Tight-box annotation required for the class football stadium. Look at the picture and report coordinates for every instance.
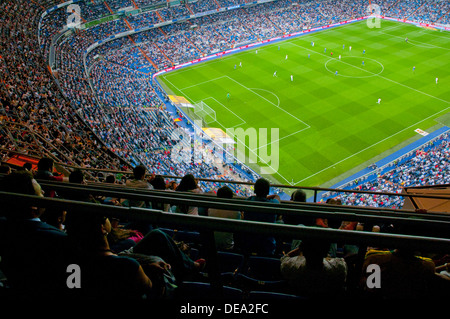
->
[1,0,450,305]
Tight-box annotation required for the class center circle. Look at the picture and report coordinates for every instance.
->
[325,56,384,78]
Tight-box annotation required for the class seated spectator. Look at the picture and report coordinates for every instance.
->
[64,212,155,300]
[126,228,206,282]
[125,164,154,208]
[283,189,313,226]
[100,174,123,206]
[237,178,280,256]
[360,247,439,299]
[0,171,74,299]
[207,186,242,251]
[34,157,68,198]
[61,169,98,203]
[150,174,170,211]
[175,174,202,215]
[280,238,348,298]
[34,157,68,182]
[0,164,11,175]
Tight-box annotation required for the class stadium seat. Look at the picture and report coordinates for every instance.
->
[217,251,245,274]
[172,230,202,247]
[197,251,245,285]
[245,256,283,281]
[235,273,289,293]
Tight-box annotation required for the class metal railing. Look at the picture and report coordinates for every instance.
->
[1,190,450,252]
[1,180,450,296]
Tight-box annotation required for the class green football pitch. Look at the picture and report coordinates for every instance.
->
[157,19,450,187]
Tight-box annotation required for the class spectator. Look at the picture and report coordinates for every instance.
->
[61,169,98,203]
[35,158,62,182]
[34,157,68,198]
[126,228,206,282]
[0,170,73,299]
[125,164,154,208]
[150,174,170,211]
[101,174,124,206]
[283,189,312,226]
[238,178,280,256]
[207,186,242,251]
[175,173,202,215]
[64,212,155,300]
[280,238,348,298]
[0,164,11,175]
[360,248,438,299]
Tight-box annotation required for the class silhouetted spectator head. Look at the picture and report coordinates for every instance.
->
[37,157,54,172]
[254,178,270,198]
[217,185,234,199]
[105,174,116,184]
[0,164,11,175]
[133,165,147,180]
[302,239,332,269]
[150,175,166,190]
[69,169,85,184]
[291,189,306,202]
[1,170,45,219]
[176,174,197,192]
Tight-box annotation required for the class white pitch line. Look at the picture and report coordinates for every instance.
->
[285,39,449,184]
[179,75,228,90]
[165,75,292,184]
[225,75,311,127]
[202,96,247,127]
[293,104,450,185]
[287,41,449,104]
[379,30,450,51]
[253,126,311,151]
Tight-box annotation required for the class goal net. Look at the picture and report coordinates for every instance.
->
[194,101,216,125]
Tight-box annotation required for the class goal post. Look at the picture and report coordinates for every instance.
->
[194,100,216,125]
[169,95,216,127]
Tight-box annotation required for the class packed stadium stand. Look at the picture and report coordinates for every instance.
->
[1,0,450,304]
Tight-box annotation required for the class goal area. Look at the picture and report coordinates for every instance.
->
[193,100,216,125]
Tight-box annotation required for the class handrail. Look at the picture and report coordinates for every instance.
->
[24,180,450,235]
[36,179,450,219]
[3,148,450,205]
[1,191,450,254]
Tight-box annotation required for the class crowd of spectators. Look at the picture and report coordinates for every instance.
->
[3,0,449,199]
[2,0,450,302]
[0,0,128,173]
[323,132,450,209]
[4,0,448,196]
[1,167,448,300]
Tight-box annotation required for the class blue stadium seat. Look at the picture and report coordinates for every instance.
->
[197,251,245,285]
[217,251,245,274]
[245,256,283,281]
[172,230,202,246]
